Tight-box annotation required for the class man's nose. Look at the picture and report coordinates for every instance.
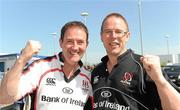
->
[72,42,78,50]
[111,31,118,38]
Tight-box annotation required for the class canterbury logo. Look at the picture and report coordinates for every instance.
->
[46,78,56,86]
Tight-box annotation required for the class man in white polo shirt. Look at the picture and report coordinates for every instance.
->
[0,21,93,110]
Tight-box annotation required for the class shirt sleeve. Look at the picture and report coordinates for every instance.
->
[18,60,43,97]
[84,96,94,110]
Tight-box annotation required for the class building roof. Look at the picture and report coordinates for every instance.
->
[0,53,45,59]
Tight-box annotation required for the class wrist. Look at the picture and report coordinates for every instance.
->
[154,77,168,88]
[17,56,29,65]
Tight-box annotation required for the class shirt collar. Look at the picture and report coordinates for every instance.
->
[101,49,133,64]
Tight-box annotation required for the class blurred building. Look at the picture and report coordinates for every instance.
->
[0,53,45,80]
[158,53,180,65]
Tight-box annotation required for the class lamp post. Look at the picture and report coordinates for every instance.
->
[138,0,144,55]
[81,12,88,25]
[50,32,57,54]
[81,12,88,66]
[164,35,170,62]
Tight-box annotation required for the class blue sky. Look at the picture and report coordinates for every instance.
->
[0,0,180,64]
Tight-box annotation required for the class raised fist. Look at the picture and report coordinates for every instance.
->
[20,40,42,61]
[140,55,163,82]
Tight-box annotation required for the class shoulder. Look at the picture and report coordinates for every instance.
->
[92,62,104,72]
[91,62,106,79]
[33,55,56,64]
[40,55,57,62]
[128,52,143,67]
[131,53,142,61]
[24,55,57,69]
[80,66,91,75]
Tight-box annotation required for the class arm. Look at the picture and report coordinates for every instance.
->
[0,40,41,104]
[141,55,180,110]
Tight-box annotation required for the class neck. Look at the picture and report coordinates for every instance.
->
[107,56,117,73]
[63,62,78,79]
[107,48,127,73]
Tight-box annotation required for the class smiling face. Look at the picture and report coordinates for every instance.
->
[101,15,130,57]
[60,26,88,66]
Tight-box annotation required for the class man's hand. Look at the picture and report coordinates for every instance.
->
[0,40,41,103]
[140,55,164,83]
[20,40,42,62]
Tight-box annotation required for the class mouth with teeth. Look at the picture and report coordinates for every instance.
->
[109,42,119,47]
[67,51,81,63]
[69,50,79,56]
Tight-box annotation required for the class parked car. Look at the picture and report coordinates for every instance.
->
[163,65,180,86]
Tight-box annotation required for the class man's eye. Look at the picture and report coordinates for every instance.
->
[115,31,123,34]
[78,41,85,45]
[104,30,111,34]
[67,40,73,43]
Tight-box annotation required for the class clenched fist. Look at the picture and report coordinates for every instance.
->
[20,40,42,62]
[140,55,163,83]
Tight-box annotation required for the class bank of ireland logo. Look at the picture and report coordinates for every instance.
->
[101,91,112,98]
[62,87,73,94]
[120,72,133,85]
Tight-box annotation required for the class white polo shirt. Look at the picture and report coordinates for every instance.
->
[19,53,93,110]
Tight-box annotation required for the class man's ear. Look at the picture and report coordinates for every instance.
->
[87,41,89,47]
[59,39,62,48]
[125,32,131,41]
[100,32,103,42]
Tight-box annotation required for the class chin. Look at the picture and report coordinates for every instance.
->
[70,57,80,62]
[108,48,118,53]
[108,50,121,56]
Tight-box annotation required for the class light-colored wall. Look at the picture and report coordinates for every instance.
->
[158,53,180,65]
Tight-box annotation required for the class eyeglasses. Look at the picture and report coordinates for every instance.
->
[102,29,128,37]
